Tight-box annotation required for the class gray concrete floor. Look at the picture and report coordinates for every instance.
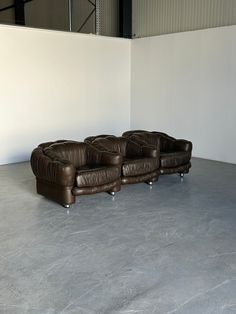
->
[0,158,236,314]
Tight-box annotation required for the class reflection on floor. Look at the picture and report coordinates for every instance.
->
[0,158,236,314]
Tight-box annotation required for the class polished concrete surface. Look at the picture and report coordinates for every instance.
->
[0,158,236,314]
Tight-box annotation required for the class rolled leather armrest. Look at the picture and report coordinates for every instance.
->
[174,140,193,152]
[101,151,123,166]
[30,148,76,186]
[142,145,159,158]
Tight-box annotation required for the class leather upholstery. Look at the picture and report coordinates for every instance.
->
[44,142,87,168]
[31,131,193,206]
[159,163,191,175]
[31,140,122,206]
[122,158,157,177]
[160,152,191,168]
[72,180,121,196]
[85,135,159,184]
[76,165,120,187]
[31,146,76,187]
[123,130,192,175]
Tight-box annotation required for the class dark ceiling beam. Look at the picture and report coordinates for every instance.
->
[14,0,25,25]
[0,1,33,13]
[119,0,132,38]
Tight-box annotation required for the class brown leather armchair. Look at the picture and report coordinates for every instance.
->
[85,135,159,185]
[122,130,192,176]
[30,140,122,207]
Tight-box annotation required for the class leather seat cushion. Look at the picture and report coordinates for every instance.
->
[160,151,191,168]
[122,158,158,177]
[76,166,120,188]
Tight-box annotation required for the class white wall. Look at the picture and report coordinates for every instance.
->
[0,25,131,165]
[131,25,236,164]
[2,24,236,165]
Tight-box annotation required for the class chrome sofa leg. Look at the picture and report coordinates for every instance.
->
[109,191,116,196]
[63,204,70,208]
[179,173,184,178]
[147,181,153,185]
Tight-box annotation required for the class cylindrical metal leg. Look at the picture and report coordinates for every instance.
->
[63,204,70,208]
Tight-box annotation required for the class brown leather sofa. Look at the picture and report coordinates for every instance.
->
[122,130,192,176]
[30,140,122,207]
[85,135,159,185]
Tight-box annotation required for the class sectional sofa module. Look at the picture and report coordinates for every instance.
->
[85,135,159,185]
[30,140,122,207]
[123,130,193,176]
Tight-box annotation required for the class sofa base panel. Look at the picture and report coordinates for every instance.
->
[160,162,191,175]
[121,171,159,185]
[72,179,121,196]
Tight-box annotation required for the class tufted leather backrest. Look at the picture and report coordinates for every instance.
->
[122,130,147,138]
[123,130,176,152]
[43,141,87,168]
[156,134,175,152]
[86,136,128,157]
[131,133,160,147]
